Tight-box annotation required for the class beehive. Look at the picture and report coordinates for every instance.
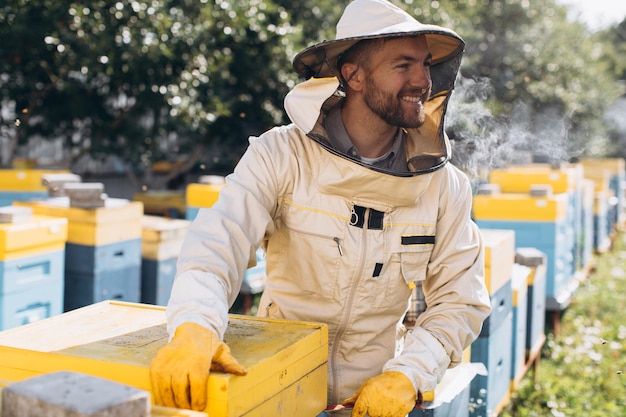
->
[0,170,70,192]
[488,164,579,194]
[140,216,190,305]
[480,229,515,295]
[13,197,143,246]
[185,182,225,221]
[0,215,68,330]
[510,264,530,392]
[0,300,328,417]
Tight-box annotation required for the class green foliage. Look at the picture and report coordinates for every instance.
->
[1,0,625,183]
[501,232,626,417]
[0,0,341,177]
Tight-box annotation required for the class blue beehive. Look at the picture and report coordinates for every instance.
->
[514,247,547,359]
[140,215,190,306]
[470,312,513,417]
[473,188,576,311]
[510,264,530,392]
[0,208,68,330]
[64,240,142,311]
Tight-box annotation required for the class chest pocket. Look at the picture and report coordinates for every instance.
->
[272,202,345,301]
[375,226,436,310]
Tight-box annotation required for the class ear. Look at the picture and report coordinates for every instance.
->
[340,62,365,92]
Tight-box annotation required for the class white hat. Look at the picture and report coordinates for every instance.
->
[293,0,464,79]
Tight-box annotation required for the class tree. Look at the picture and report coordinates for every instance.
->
[0,0,341,188]
[399,0,622,174]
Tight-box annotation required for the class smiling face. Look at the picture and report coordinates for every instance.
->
[342,36,433,128]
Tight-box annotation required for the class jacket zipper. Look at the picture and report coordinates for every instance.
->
[283,225,343,255]
[329,206,369,404]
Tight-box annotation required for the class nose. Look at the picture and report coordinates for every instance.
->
[409,65,431,90]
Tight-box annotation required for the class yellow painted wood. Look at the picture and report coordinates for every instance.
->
[582,166,612,192]
[579,157,625,176]
[0,300,328,417]
[14,198,144,224]
[0,216,67,258]
[480,229,515,295]
[133,191,187,216]
[67,217,142,245]
[511,264,530,307]
[594,191,609,215]
[185,183,224,208]
[473,192,568,221]
[14,199,144,245]
[0,169,70,191]
[0,243,65,262]
[141,216,190,242]
[142,240,184,260]
[488,163,583,193]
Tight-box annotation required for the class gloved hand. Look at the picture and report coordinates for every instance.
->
[150,322,247,411]
[342,371,417,417]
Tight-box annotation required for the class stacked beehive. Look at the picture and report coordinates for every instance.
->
[14,184,144,311]
[0,300,328,417]
[0,206,67,330]
[469,229,516,417]
[580,158,625,249]
[140,215,190,306]
[473,164,581,312]
[514,247,548,368]
[0,169,69,206]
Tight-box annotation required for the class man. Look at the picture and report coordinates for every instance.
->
[150,0,491,416]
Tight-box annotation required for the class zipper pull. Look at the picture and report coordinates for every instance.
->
[333,237,344,256]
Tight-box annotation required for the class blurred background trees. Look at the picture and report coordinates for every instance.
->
[1,0,624,188]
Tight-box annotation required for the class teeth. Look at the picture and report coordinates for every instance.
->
[402,96,421,102]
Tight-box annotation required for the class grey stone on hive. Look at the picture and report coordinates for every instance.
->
[515,247,546,267]
[42,173,82,197]
[63,183,107,208]
[1,371,150,417]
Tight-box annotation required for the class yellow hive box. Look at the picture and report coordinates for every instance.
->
[0,169,70,192]
[480,229,516,295]
[0,300,328,417]
[581,165,612,192]
[473,192,568,221]
[0,215,67,261]
[14,198,143,246]
[134,191,187,217]
[186,183,224,209]
[579,158,625,176]
[489,163,582,194]
[141,215,190,260]
[594,190,609,216]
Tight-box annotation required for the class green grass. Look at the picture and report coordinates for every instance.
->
[500,231,626,417]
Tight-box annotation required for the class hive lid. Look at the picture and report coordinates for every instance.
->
[0,206,33,224]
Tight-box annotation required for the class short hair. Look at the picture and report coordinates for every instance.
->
[336,35,423,84]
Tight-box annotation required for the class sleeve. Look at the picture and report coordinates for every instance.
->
[383,165,492,393]
[165,133,283,340]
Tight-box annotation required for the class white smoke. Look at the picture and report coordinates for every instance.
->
[446,76,585,180]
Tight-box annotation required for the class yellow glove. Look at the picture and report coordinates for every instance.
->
[150,322,247,411]
[342,371,417,417]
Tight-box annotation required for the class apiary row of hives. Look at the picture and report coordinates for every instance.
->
[465,157,625,417]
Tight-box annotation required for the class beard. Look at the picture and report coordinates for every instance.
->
[363,78,428,128]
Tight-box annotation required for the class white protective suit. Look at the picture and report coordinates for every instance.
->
[167,0,491,408]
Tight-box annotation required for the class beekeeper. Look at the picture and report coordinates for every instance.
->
[150,0,491,416]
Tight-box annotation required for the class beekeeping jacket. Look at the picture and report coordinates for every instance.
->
[167,0,491,407]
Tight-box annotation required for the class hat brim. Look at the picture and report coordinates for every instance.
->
[293,29,464,79]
